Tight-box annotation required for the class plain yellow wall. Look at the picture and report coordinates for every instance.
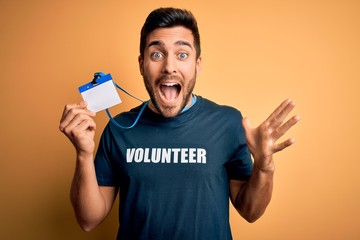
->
[1,0,359,239]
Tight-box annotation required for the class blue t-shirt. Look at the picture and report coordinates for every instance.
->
[95,96,253,240]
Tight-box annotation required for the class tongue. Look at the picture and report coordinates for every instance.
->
[161,85,178,100]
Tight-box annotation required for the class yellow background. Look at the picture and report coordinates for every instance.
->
[1,0,359,239]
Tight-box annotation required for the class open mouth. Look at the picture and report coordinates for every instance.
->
[160,83,181,102]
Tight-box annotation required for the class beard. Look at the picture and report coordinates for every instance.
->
[143,73,196,118]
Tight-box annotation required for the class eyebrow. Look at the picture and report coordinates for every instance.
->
[147,40,193,49]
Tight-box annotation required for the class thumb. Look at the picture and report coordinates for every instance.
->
[242,117,253,131]
[242,117,254,148]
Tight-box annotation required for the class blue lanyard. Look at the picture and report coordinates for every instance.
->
[106,102,148,129]
[94,72,148,129]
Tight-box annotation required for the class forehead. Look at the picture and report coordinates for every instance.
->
[146,26,195,48]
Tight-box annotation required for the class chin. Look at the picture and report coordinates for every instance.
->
[150,97,186,118]
[158,105,182,118]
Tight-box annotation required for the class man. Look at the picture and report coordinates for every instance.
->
[59,7,300,239]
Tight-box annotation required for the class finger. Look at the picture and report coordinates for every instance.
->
[59,102,95,132]
[63,113,95,135]
[273,114,301,140]
[273,138,296,153]
[60,101,87,122]
[74,118,96,134]
[267,99,296,128]
[67,118,96,150]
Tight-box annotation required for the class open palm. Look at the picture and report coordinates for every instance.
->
[242,99,300,171]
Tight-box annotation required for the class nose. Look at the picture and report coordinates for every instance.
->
[162,56,177,74]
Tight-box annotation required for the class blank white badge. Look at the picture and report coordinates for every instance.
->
[78,74,122,112]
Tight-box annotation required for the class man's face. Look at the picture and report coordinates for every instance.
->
[139,26,201,118]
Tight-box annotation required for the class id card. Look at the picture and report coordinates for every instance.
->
[78,74,122,112]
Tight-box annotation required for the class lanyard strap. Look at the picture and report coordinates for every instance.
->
[94,72,148,129]
[105,101,148,129]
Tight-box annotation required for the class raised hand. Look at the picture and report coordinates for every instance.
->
[59,101,97,156]
[242,99,300,171]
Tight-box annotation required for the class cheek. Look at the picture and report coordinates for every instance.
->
[180,65,197,81]
[143,62,161,79]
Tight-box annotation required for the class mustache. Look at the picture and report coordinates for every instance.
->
[156,75,182,83]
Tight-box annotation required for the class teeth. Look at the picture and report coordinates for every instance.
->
[162,83,178,87]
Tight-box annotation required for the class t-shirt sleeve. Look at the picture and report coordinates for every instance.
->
[225,143,253,181]
[94,124,120,186]
[225,110,253,181]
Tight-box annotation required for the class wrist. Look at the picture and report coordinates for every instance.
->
[76,150,94,163]
[253,156,275,173]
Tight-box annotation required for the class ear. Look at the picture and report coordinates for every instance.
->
[195,56,202,76]
[138,55,144,76]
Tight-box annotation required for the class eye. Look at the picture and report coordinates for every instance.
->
[178,52,188,59]
[151,52,163,59]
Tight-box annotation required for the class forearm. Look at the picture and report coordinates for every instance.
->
[234,160,274,223]
[70,153,107,231]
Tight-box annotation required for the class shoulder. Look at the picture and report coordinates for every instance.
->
[198,96,244,119]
